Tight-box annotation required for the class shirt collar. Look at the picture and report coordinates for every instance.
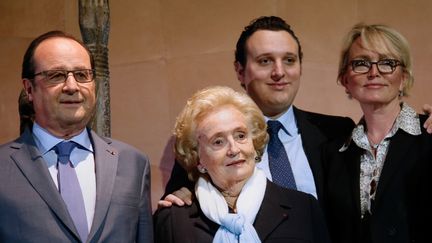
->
[32,122,93,154]
[339,102,421,152]
[265,106,298,136]
[394,102,422,136]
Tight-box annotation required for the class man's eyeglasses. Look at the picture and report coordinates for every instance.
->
[33,69,95,84]
[350,59,402,74]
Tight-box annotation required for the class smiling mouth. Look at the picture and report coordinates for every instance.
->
[269,82,288,85]
[226,160,245,166]
[60,100,82,105]
[268,82,289,89]
[364,84,386,88]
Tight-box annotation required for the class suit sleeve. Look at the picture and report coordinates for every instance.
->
[136,155,154,243]
[162,160,194,198]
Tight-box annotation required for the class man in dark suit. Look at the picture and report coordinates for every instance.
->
[161,16,355,207]
[0,31,153,242]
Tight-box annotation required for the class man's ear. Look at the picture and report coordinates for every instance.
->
[234,61,246,88]
[22,79,34,102]
[340,74,348,87]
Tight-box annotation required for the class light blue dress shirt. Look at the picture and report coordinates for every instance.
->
[32,122,96,230]
[257,106,318,199]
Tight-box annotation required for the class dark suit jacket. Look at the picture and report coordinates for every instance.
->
[164,107,355,206]
[0,128,153,243]
[322,115,432,243]
[154,180,331,243]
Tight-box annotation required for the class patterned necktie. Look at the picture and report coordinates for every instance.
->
[55,141,88,242]
[267,120,297,189]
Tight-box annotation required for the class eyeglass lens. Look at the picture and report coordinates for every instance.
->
[44,70,93,83]
[352,60,398,74]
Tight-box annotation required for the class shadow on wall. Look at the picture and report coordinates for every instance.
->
[19,89,34,134]
[158,136,176,190]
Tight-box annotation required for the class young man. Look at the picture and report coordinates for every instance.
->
[162,16,353,206]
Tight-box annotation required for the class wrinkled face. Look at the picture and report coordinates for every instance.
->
[23,37,96,138]
[196,106,256,190]
[235,30,302,118]
[341,38,406,106]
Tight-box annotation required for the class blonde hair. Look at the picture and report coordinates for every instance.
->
[337,23,413,96]
[174,86,268,181]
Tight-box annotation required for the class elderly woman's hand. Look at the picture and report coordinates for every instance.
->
[157,187,193,209]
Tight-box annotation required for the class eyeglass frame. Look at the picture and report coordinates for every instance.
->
[349,59,403,74]
[31,69,95,84]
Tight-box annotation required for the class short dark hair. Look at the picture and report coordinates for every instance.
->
[235,16,303,66]
[21,30,95,80]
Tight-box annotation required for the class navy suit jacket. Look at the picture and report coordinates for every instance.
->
[0,128,153,242]
[154,180,331,243]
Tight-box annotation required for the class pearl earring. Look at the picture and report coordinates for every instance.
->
[198,166,207,174]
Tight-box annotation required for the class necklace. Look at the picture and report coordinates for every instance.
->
[367,135,380,150]
[222,193,238,212]
[226,200,237,213]
[370,142,379,149]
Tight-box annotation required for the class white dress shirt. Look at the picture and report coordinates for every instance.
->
[32,122,96,230]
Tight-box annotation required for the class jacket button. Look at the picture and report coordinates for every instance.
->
[387,227,397,236]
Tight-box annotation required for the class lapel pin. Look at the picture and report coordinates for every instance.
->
[106,149,116,155]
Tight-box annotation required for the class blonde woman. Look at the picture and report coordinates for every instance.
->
[323,24,432,243]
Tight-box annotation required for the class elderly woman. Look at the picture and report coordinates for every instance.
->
[323,24,432,243]
[154,86,330,242]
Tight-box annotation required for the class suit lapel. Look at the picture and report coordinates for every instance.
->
[293,107,326,200]
[374,131,416,205]
[344,145,363,214]
[254,182,290,241]
[10,129,80,239]
[87,131,119,240]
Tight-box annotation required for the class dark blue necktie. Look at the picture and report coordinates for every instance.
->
[267,120,297,189]
[55,141,88,242]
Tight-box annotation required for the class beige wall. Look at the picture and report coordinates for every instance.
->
[1,0,432,210]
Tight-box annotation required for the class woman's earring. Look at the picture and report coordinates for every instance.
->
[197,165,207,174]
[345,88,352,99]
[399,90,404,97]
[254,151,261,162]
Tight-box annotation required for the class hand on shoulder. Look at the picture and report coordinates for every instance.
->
[157,187,193,209]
